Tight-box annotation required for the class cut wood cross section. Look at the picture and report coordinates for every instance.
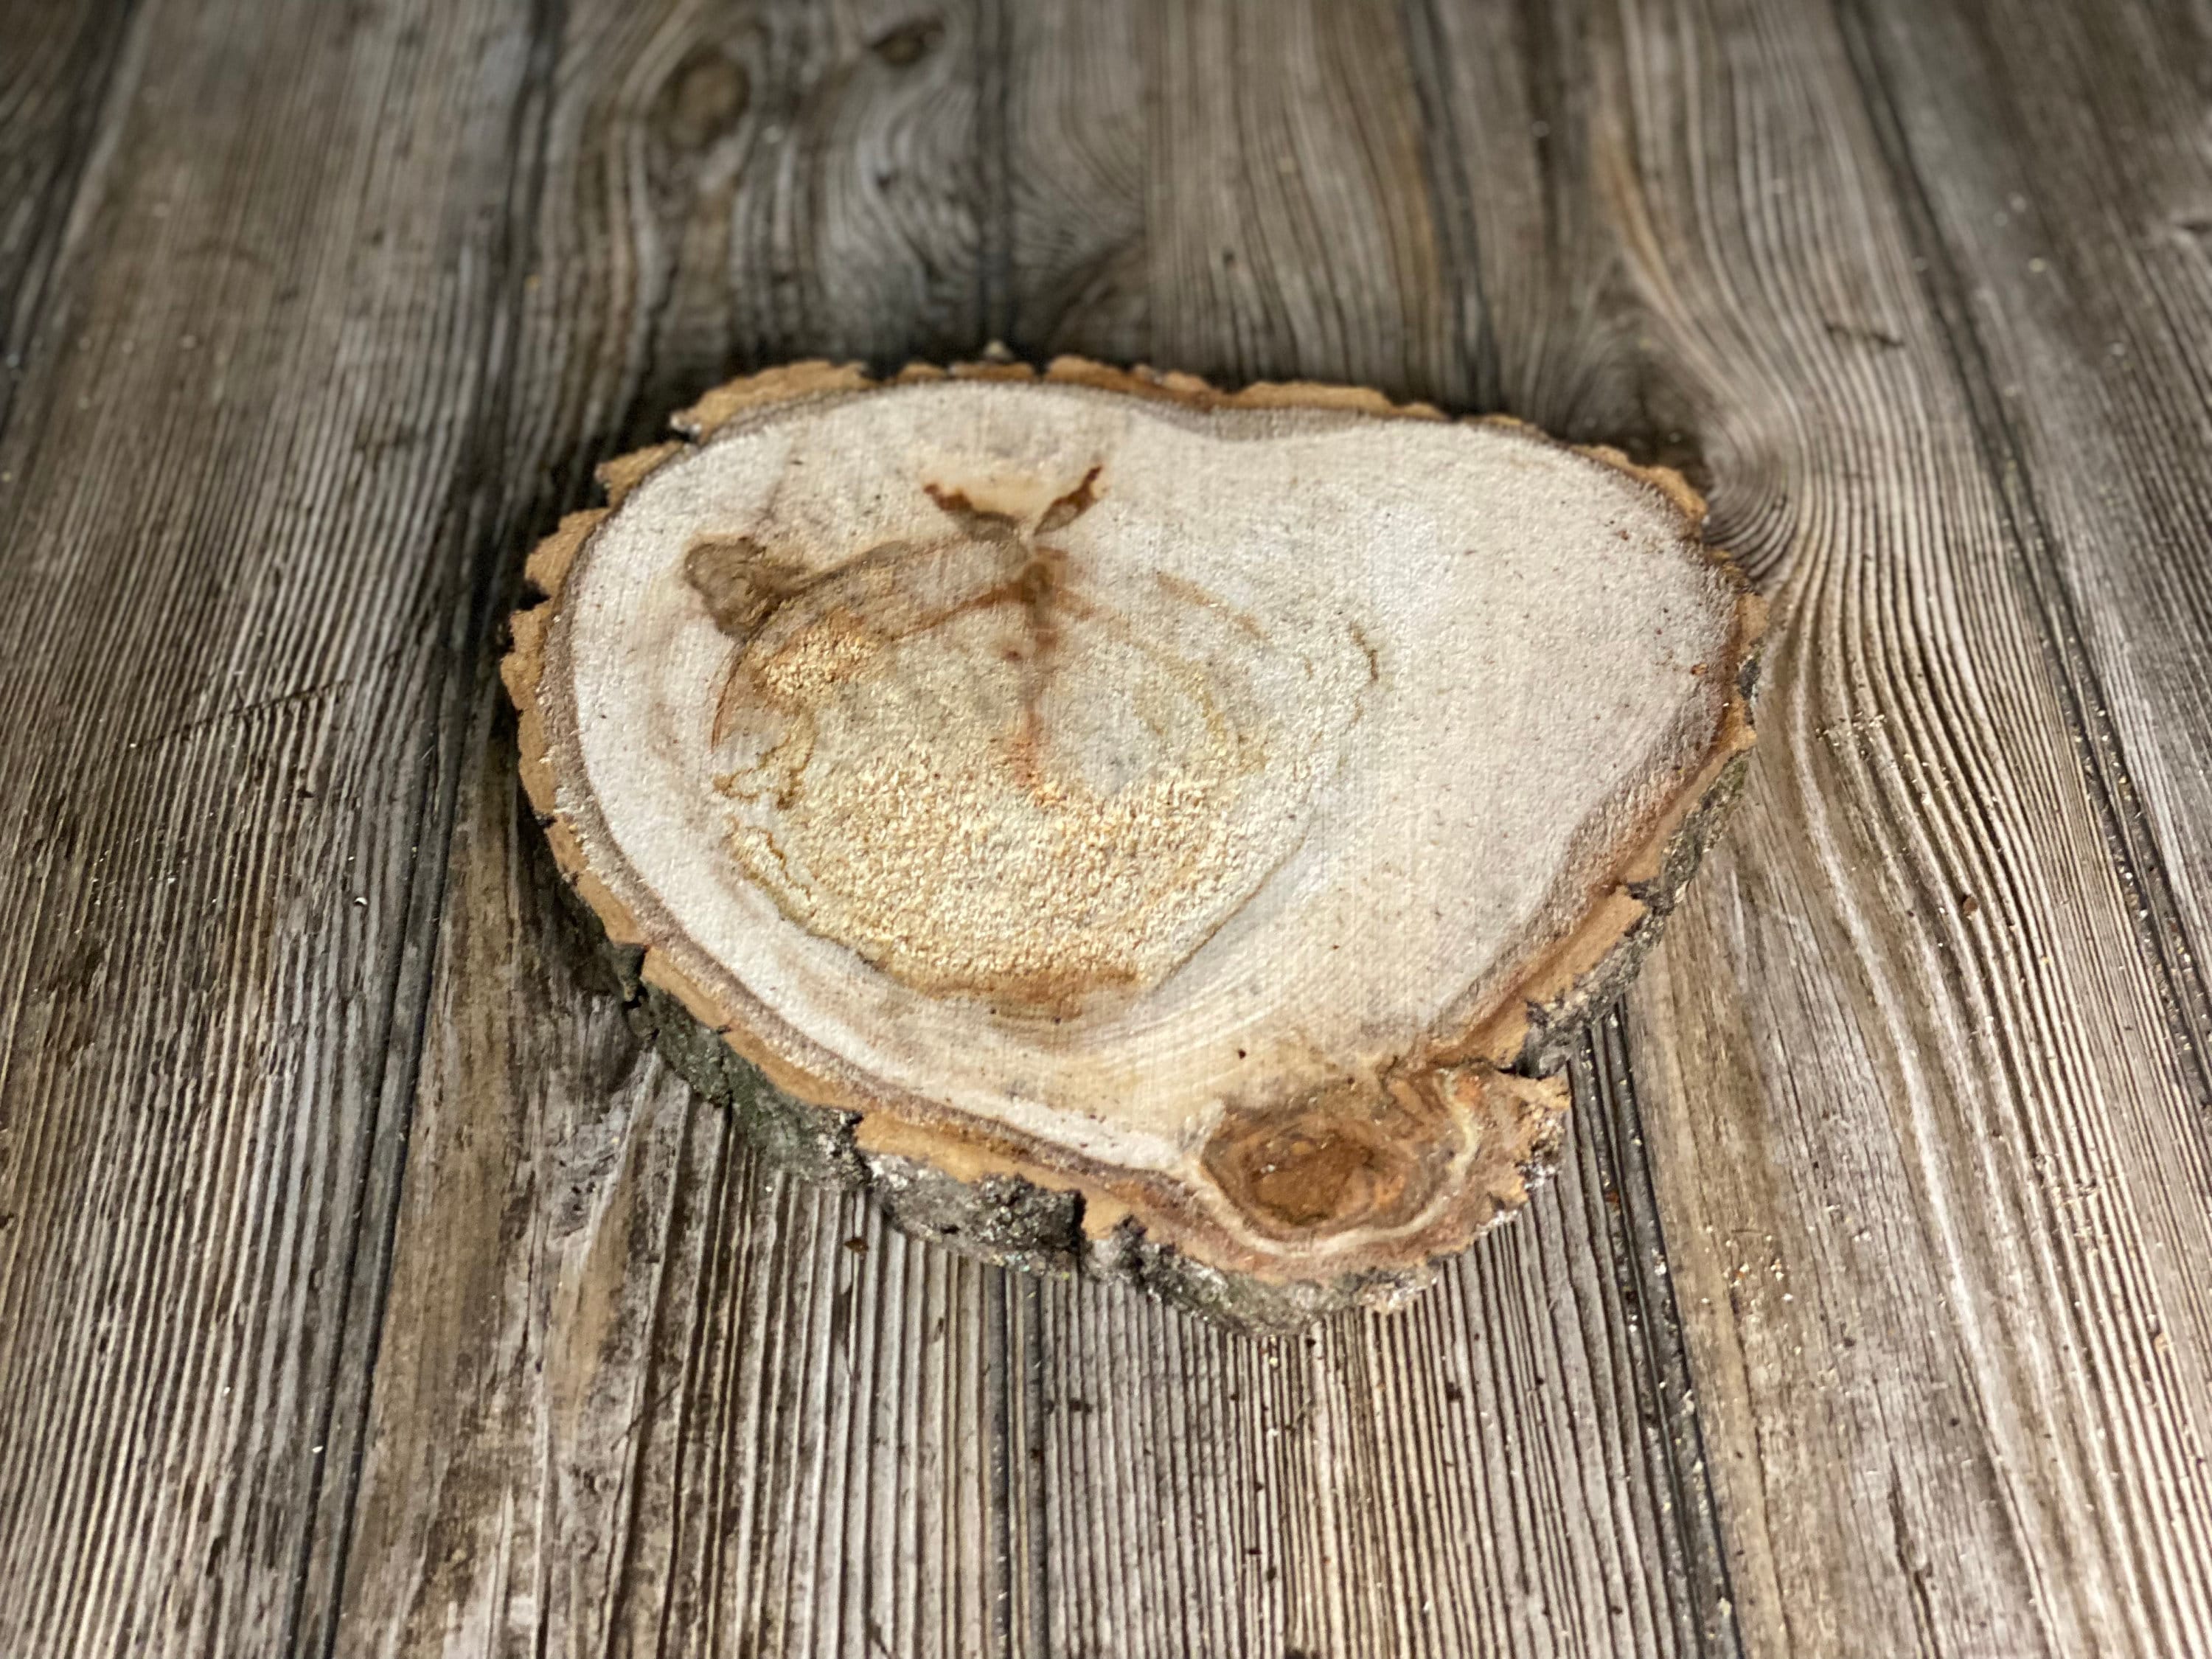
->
[504,358,1761,1328]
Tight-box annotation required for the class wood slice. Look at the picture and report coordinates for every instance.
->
[504,358,1761,1331]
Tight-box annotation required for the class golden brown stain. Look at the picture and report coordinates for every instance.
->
[1196,1058,1570,1244]
[1203,1068,1467,1240]
[1245,1127,1393,1230]
[695,464,1315,1020]
[1152,571,1267,642]
[998,548,1066,794]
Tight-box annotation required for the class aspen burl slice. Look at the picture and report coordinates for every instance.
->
[505,358,1761,1332]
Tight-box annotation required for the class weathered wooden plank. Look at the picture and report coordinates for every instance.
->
[13,0,2211,1654]
[477,0,994,473]
[1106,0,1467,406]
[0,0,140,431]
[1391,0,2212,1651]
[350,799,1736,1658]
[1001,4,1740,1654]
[335,758,1008,1659]
[333,3,1015,1654]
[1839,0,2212,1080]
[0,0,546,1653]
[1009,0,1469,401]
[335,1,1745,1655]
[1010,1018,1735,1659]
[999,0,1143,361]
[1842,0,2212,1433]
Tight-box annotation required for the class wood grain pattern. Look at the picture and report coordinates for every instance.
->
[2,0,2208,1653]
[337,751,1009,1658]
[1012,1017,1736,1659]
[1518,1,2212,1652]
[0,0,543,1652]
[336,1,1738,1652]
[336,5,1009,1655]
[0,0,139,431]
[1843,0,2212,1070]
[999,8,1739,1651]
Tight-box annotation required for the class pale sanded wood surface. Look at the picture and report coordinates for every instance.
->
[510,363,1750,1301]
[0,1,2207,1656]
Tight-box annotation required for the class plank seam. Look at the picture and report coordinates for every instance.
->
[1590,1015,1747,1659]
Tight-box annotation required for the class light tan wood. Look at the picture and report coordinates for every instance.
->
[507,360,1756,1295]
